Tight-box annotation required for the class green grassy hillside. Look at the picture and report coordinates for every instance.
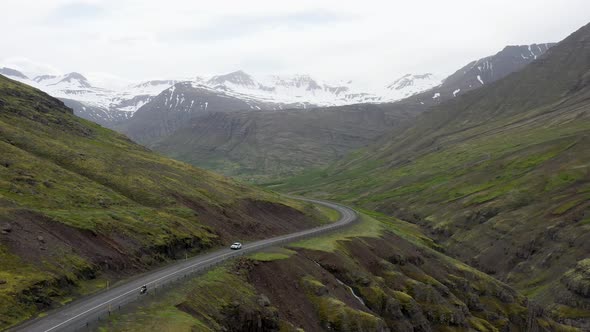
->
[98,211,575,331]
[0,75,325,329]
[270,23,590,327]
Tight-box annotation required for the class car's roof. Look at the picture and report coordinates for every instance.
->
[232,242,241,244]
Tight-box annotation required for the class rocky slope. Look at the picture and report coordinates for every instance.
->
[115,81,306,145]
[381,73,442,101]
[116,70,443,145]
[0,74,326,330]
[144,43,552,182]
[401,43,555,107]
[98,212,573,331]
[271,23,590,328]
[151,102,424,182]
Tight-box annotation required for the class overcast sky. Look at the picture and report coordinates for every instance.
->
[1,0,589,89]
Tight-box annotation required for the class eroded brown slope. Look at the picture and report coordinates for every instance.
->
[101,213,573,331]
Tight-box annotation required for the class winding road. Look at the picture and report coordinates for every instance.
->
[10,197,358,332]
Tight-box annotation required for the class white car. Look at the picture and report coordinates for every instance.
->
[230,242,242,250]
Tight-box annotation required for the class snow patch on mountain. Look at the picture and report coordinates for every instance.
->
[477,75,484,85]
[1,70,180,123]
[184,70,437,107]
[415,43,555,104]
[1,66,440,125]
[0,67,29,79]
[200,71,385,106]
[382,73,442,101]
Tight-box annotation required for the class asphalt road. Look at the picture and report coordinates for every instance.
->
[11,197,358,332]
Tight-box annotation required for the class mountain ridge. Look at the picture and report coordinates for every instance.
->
[1,42,553,133]
[145,43,553,182]
[270,22,590,328]
[396,43,556,107]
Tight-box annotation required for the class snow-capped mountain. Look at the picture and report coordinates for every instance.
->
[118,71,426,144]
[0,67,28,79]
[1,43,553,130]
[1,67,432,128]
[108,80,182,113]
[116,81,300,144]
[0,67,179,126]
[204,70,382,105]
[382,73,442,101]
[6,70,112,108]
[407,43,556,105]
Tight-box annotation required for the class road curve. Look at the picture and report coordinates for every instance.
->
[10,197,358,332]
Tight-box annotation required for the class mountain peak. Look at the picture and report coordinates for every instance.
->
[62,72,89,81]
[207,70,256,87]
[57,72,92,88]
[270,74,322,90]
[495,43,556,61]
[0,67,29,79]
[387,73,436,90]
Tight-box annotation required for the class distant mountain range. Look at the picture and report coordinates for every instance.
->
[0,67,445,126]
[1,43,553,133]
[132,43,555,180]
[0,41,554,157]
[0,68,178,125]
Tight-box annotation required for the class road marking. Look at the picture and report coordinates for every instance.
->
[43,250,239,332]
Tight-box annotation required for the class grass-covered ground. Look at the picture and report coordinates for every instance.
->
[248,248,297,262]
[97,207,577,331]
[269,92,590,324]
[264,23,590,327]
[0,75,326,329]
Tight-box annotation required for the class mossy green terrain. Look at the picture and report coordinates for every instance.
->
[93,23,590,330]
[268,23,590,327]
[315,204,341,223]
[0,75,325,329]
[249,248,296,262]
[97,211,575,331]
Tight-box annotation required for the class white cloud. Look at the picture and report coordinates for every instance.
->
[1,0,589,88]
